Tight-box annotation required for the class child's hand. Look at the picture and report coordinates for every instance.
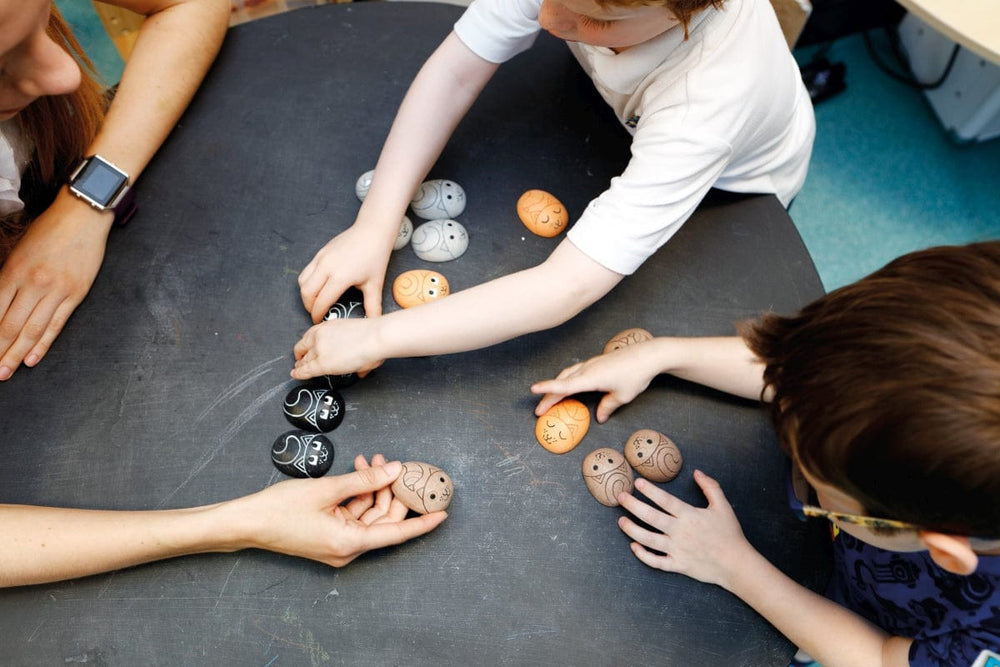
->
[298,224,393,324]
[291,317,384,380]
[530,343,660,423]
[617,471,754,590]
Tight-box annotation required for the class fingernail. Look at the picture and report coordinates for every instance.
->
[0,366,11,381]
[24,354,38,367]
[383,460,401,475]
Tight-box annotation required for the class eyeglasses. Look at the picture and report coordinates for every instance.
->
[785,459,1000,546]
[785,459,920,532]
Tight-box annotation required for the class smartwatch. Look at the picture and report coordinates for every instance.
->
[68,155,137,226]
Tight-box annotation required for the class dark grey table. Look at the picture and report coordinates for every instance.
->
[0,3,828,664]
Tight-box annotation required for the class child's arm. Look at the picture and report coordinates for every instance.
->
[0,456,446,587]
[620,472,913,666]
[531,335,769,422]
[298,32,500,323]
[292,238,624,379]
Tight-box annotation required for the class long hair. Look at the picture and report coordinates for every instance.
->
[0,5,107,260]
[742,242,1000,537]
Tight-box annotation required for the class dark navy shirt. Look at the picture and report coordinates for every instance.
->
[825,526,1000,666]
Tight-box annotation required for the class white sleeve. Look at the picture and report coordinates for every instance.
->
[567,109,732,276]
[453,0,542,64]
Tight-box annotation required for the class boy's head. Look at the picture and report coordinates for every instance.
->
[743,242,1000,540]
[537,0,724,49]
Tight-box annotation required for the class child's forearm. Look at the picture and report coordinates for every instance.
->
[370,240,623,359]
[358,32,498,239]
[0,503,238,588]
[643,336,770,401]
[725,547,912,666]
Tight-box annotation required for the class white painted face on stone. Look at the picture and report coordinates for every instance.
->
[410,179,466,219]
[271,431,335,478]
[393,215,414,250]
[355,169,375,201]
[283,386,345,432]
[411,219,469,262]
[317,393,340,422]
[324,289,366,321]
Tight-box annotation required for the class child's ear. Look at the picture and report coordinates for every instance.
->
[920,532,979,575]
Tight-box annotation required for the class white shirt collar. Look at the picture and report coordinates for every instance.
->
[571,9,714,95]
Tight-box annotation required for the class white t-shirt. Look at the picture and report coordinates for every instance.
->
[0,119,30,217]
[454,0,815,275]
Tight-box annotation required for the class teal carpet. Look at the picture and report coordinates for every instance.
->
[55,0,124,85]
[58,4,999,291]
[793,35,1000,289]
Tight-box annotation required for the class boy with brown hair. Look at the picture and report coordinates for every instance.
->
[291,0,814,381]
[531,242,1000,665]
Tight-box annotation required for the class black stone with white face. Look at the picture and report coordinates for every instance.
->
[323,287,366,321]
[322,287,366,388]
[282,385,345,432]
[271,430,335,478]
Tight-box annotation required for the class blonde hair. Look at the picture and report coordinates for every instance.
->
[1,5,107,260]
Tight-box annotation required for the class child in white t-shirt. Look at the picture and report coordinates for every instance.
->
[292,0,815,381]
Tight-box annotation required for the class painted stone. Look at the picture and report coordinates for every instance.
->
[392,269,450,308]
[271,430,334,478]
[535,398,590,454]
[390,461,454,514]
[516,189,568,238]
[624,429,683,482]
[355,169,375,201]
[602,327,653,355]
[324,287,366,322]
[582,447,634,507]
[411,179,466,219]
[323,287,366,388]
[282,385,345,433]
[411,219,468,262]
[394,215,414,250]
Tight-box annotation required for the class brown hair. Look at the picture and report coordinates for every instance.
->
[1,6,107,260]
[742,242,1000,537]
[594,0,726,37]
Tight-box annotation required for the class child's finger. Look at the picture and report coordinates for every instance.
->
[594,393,625,423]
[692,470,732,511]
[292,328,315,361]
[532,390,568,416]
[630,477,693,518]
[360,282,383,318]
[618,515,671,554]
[629,541,675,572]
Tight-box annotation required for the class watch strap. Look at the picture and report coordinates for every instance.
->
[113,186,137,226]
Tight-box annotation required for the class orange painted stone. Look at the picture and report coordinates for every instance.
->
[392,269,450,308]
[624,429,683,482]
[581,447,634,507]
[516,189,568,238]
[602,327,653,355]
[390,461,454,514]
[535,398,590,454]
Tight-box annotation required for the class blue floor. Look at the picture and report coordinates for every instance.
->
[793,35,1000,289]
[58,3,999,291]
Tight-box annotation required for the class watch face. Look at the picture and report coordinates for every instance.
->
[72,158,128,206]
